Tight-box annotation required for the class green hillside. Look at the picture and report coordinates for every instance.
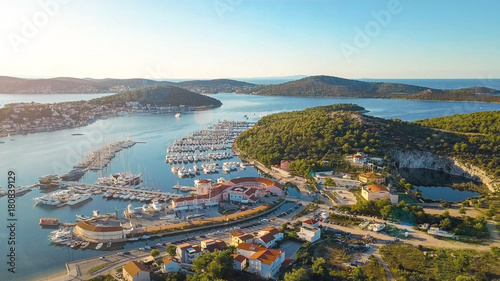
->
[91,85,222,107]
[235,104,500,186]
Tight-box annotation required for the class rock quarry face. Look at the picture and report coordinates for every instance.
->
[390,149,498,192]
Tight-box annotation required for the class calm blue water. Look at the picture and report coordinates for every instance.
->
[1,93,500,280]
[417,186,481,202]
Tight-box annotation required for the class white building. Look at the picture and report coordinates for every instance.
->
[233,254,248,270]
[361,184,399,204]
[176,243,201,264]
[236,243,285,279]
[73,221,125,242]
[298,225,321,242]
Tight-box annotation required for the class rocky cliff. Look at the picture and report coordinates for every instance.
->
[390,149,498,192]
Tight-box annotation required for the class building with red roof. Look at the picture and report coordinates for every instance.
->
[123,261,150,281]
[361,184,398,204]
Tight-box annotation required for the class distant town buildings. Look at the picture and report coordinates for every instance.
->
[171,177,283,210]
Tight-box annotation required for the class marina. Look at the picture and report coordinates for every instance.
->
[73,139,137,172]
[1,93,499,281]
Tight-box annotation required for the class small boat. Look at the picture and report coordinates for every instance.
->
[106,242,112,248]
[128,237,139,241]
[175,112,181,118]
[95,243,103,250]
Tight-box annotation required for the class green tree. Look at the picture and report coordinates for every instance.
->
[458,206,467,215]
[166,245,177,257]
[324,177,336,187]
[380,205,392,219]
[150,249,160,258]
[440,218,452,231]
[348,266,366,281]
[454,252,470,273]
[312,257,327,277]
[284,268,309,281]
[486,205,497,218]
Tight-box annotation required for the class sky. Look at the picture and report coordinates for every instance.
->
[0,0,499,80]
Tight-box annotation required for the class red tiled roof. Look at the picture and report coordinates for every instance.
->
[258,232,275,244]
[233,254,247,263]
[228,177,282,189]
[264,228,280,236]
[249,249,283,265]
[244,187,257,196]
[236,243,266,252]
[281,258,294,268]
[123,261,148,277]
[198,179,211,184]
[237,233,254,241]
[230,230,243,237]
[303,218,318,225]
[360,173,384,179]
[366,184,388,193]
[163,256,177,265]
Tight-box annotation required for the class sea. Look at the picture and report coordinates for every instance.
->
[1,81,500,280]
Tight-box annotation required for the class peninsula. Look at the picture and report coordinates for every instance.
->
[0,85,222,137]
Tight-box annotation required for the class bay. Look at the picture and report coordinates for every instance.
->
[1,93,500,280]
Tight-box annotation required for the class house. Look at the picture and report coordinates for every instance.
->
[236,243,285,279]
[123,261,150,281]
[298,225,321,242]
[358,172,385,184]
[302,218,319,228]
[258,227,284,242]
[233,254,248,270]
[248,248,285,279]
[230,231,254,247]
[201,239,227,253]
[361,184,399,204]
[236,243,267,258]
[176,243,201,264]
[280,160,292,171]
[254,232,277,247]
[349,152,366,164]
[163,257,180,273]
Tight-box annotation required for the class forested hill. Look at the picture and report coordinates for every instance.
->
[247,75,500,102]
[415,110,500,135]
[0,76,255,94]
[91,85,222,107]
[235,104,500,185]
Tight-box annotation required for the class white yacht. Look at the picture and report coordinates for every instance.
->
[34,195,62,206]
[67,193,92,206]
[175,112,181,118]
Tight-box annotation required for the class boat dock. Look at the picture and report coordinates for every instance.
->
[74,139,137,172]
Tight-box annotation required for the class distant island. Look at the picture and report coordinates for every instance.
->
[235,104,500,192]
[246,75,500,103]
[0,85,222,137]
[0,76,255,95]
[2,75,500,103]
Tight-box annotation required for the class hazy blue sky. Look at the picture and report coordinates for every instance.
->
[1,0,499,79]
